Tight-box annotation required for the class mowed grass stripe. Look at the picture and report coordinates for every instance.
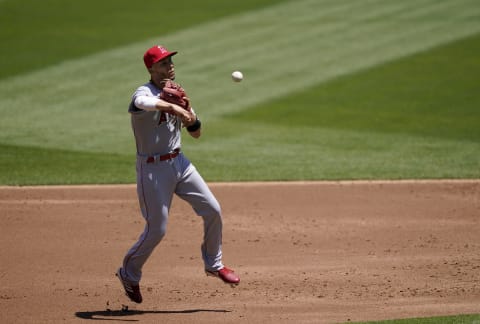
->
[172,0,372,58]
[180,0,425,70]
[0,0,479,153]
[185,119,480,181]
[187,0,438,102]
[184,0,479,116]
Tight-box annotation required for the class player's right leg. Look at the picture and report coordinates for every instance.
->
[118,160,175,301]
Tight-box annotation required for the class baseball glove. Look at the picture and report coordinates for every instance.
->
[160,80,190,111]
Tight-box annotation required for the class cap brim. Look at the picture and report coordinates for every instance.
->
[153,51,177,65]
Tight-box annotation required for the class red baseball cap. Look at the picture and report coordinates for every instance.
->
[143,45,177,68]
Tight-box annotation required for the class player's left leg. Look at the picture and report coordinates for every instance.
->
[176,165,223,271]
[174,154,239,284]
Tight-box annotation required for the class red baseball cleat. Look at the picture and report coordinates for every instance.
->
[116,268,143,304]
[206,266,240,285]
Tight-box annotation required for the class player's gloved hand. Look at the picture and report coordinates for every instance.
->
[160,80,191,111]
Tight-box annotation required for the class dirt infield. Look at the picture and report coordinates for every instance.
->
[0,181,479,324]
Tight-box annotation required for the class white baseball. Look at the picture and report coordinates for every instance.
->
[231,71,243,82]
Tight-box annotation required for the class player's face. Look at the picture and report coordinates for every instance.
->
[150,56,175,82]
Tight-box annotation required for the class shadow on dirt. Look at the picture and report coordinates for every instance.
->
[75,308,231,321]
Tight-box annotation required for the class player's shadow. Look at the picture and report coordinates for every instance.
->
[75,308,231,321]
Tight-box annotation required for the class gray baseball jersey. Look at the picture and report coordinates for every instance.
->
[120,81,224,284]
[128,81,181,156]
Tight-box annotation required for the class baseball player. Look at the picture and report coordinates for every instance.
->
[116,45,240,304]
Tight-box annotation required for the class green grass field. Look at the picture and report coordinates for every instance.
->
[1,0,479,185]
[345,314,480,324]
[1,0,479,322]
[350,315,480,324]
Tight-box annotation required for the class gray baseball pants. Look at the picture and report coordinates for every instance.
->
[121,153,223,283]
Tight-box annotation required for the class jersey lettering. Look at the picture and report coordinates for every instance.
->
[158,111,167,125]
[157,111,179,131]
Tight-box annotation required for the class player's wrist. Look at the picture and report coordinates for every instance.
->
[187,118,201,132]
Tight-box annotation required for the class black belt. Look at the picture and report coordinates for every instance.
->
[146,149,180,163]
